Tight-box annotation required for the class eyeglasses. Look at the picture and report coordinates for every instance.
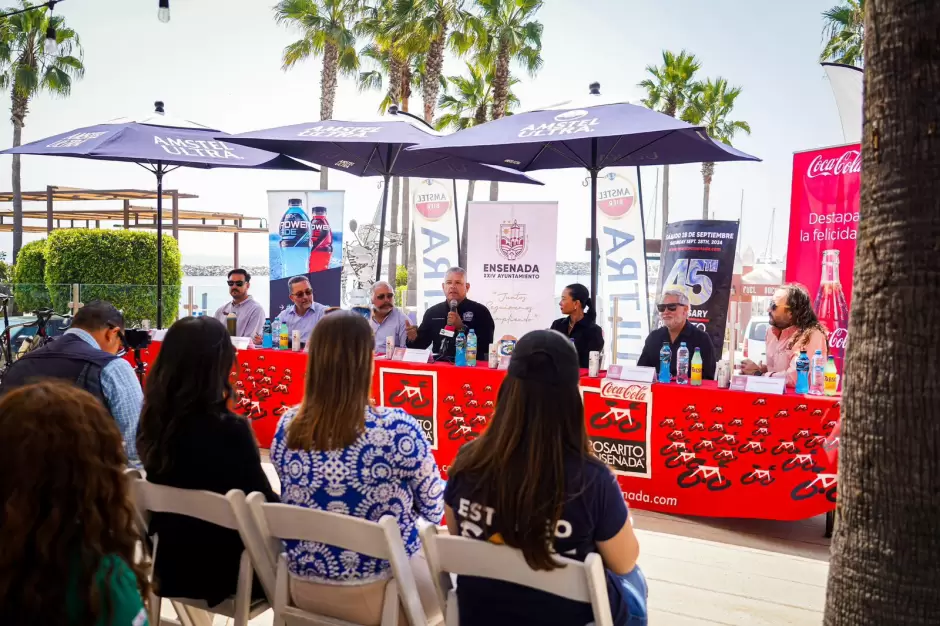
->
[374,293,393,301]
[657,303,684,313]
[227,280,245,287]
[292,289,313,298]
[770,303,786,312]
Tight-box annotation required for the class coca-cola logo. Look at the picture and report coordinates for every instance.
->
[829,327,849,351]
[600,381,650,403]
[807,150,861,179]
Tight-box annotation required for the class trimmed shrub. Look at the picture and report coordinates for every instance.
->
[11,239,52,312]
[44,229,183,325]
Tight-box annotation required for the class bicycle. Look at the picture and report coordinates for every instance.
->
[791,473,838,502]
[677,463,732,491]
[589,400,644,434]
[741,464,776,486]
[0,307,73,381]
[388,379,431,409]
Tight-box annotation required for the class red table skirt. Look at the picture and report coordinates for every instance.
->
[131,344,840,521]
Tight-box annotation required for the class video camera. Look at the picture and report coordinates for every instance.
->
[123,328,152,351]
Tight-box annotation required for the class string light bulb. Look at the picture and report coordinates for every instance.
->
[43,0,58,56]
[158,0,170,23]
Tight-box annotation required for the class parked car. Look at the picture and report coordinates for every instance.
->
[743,316,769,363]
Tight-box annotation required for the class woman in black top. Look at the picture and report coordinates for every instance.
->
[550,283,604,368]
[137,316,278,607]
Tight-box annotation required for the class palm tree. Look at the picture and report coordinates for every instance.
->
[0,1,83,262]
[470,0,543,200]
[820,0,864,67]
[274,0,362,190]
[436,61,519,266]
[638,49,700,251]
[682,78,751,219]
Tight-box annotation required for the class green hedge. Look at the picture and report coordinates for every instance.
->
[43,229,183,325]
[11,239,52,312]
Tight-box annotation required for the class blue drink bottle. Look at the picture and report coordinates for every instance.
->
[279,198,311,276]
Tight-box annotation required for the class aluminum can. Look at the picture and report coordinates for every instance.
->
[291,330,301,352]
[386,335,395,359]
[488,344,499,369]
[588,351,601,378]
[717,361,731,388]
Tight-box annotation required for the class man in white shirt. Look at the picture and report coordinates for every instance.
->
[213,269,266,338]
[368,281,410,355]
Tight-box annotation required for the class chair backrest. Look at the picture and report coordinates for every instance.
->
[131,479,241,531]
[420,524,612,626]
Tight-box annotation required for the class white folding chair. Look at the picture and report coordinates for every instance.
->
[129,478,271,626]
[243,491,435,626]
[420,524,613,626]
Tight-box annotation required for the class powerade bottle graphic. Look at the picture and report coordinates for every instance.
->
[269,233,286,280]
[279,198,311,275]
[308,205,333,273]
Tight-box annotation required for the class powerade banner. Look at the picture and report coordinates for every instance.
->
[411,178,458,314]
[267,190,345,317]
[596,168,650,365]
[659,220,739,358]
[785,144,860,376]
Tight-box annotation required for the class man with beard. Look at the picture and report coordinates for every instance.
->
[740,283,828,387]
[213,268,266,339]
[637,290,716,380]
[409,267,495,360]
[368,280,411,355]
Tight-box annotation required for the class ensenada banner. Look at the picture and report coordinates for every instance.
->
[267,190,344,317]
[785,144,860,375]
[466,201,558,340]
[659,220,739,358]
[411,178,459,315]
[596,168,650,365]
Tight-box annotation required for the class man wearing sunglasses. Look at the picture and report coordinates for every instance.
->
[637,290,716,380]
[275,275,328,344]
[368,281,411,355]
[213,269,266,339]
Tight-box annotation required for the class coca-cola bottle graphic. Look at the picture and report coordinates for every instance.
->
[814,249,849,362]
[308,205,333,272]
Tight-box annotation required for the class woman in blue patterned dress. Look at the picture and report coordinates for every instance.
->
[271,312,444,625]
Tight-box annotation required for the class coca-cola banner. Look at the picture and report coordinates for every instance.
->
[583,379,653,479]
[785,144,860,375]
[411,179,459,315]
[659,220,740,359]
[596,168,651,365]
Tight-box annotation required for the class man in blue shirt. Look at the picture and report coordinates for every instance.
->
[368,280,410,355]
[0,300,142,463]
[275,276,327,344]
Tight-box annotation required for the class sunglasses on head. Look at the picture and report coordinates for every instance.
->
[227,280,245,287]
[374,293,393,300]
[292,288,313,298]
[657,303,684,313]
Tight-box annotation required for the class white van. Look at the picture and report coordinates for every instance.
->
[743,317,769,363]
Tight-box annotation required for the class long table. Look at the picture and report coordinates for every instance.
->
[132,343,840,522]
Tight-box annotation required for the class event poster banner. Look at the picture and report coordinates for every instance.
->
[582,379,653,479]
[267,190,344,317]
[466,201,558,340]
[412,178,459,315]
[659,220,739,358]
[596,168,651,365]
[786,144,860,375]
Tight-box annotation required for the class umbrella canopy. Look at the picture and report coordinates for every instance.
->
[225,114,543,281]
[1,103,318,327]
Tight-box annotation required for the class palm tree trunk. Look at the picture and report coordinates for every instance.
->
[388,176,401,284]
[388,54,404,106]
[319,42,340,190]
[488,43,512,204]
[422,14,447,123]
[824,0,940,622]
[702,162,714,219]
[459,179,475,268]
[10,91,28,263]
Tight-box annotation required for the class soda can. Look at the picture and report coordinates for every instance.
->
[385,335,395,359]
[291,330,301,352]
[588,351,601,378]
[498,339,516,358]
[717,361,731,388]
[488,344,499,369]
[141,319,151,331]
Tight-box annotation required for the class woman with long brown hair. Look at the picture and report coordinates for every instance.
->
[444,329,642,626]
[0,380,150,625]
[270,312,444,625]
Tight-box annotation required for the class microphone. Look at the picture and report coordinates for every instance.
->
[438,299,459,358]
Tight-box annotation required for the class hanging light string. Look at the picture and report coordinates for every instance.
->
[0,0,63,20]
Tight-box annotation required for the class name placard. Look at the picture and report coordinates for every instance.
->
[611,365,656,383]
[391,347,407,361]
[744,376,786,395]
[230,337,251,350]
[403,348,433,364]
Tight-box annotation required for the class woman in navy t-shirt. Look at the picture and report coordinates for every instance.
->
[444,329,641,626]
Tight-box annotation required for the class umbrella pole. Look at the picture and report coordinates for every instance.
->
[375,173,391,283]
[636,165,652,325]
[589,138,599,302]
[453,179,461,263]
[156,164,164,329]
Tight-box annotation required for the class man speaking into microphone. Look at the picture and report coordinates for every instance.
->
[408,266,495,360]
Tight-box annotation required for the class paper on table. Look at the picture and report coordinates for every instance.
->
[403,348,433,364]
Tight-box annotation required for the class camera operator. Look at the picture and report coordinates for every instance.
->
[0,300,142,464]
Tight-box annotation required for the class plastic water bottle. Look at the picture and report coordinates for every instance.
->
[262,319,273,349]
[466,329,478,367]
[691,347,703,386]
[455,330,467,367]
[824,356,839,396]
[269,233,286,280]
[279,321,289,351]
[809,349,825,395]
[658,343,672,383]
[279,198,311,275]
[795,349,810,394]
[676,342,690,385]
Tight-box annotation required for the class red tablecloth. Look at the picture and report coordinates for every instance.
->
[131,344,840,521]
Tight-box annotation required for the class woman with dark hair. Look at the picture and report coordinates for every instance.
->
[0,380,150,625]
[550,283,605,368]
[445,330,642,626]
[137,315,277,607]
[271,312,444,625]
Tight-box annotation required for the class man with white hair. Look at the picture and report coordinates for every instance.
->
[637,289,716,380]
[368,280,411,355]
[409,266,495,360]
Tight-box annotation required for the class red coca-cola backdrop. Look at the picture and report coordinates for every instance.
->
[786,144,860,376]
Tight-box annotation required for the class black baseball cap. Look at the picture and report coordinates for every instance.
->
[73,300,125,331]
[507,329,580,386]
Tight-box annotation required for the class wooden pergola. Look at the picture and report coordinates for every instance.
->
[0,186,267,266]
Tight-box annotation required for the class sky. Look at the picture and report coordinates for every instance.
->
[0,0,851,267]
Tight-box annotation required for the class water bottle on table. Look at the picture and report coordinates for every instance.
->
[676,342,690,385]
[809,349,824,395]
[262,319,273,349]
[795,349,810,394]
[824,356,839,396]
[466,329,478,367]
[455,330,467,367]
[691,347,703,386]
[658,342,672,383]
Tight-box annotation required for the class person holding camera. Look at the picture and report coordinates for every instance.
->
[0,300,142,464]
